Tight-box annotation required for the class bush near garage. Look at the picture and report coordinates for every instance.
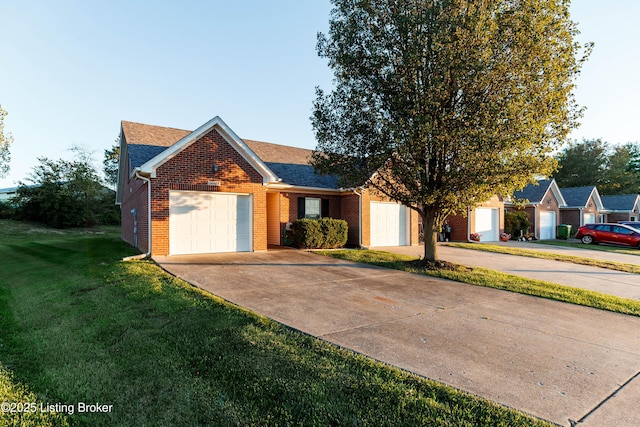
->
[292,218,348,249]
[505,210,531,240]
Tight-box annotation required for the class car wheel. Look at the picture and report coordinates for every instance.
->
[581,235,594,245]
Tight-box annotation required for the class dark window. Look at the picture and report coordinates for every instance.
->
[613,226,633,235]
[594,224,611,232]
[298,197,329,219]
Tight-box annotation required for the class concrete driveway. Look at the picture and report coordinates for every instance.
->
[376,243,640,300]
[155,249,640,427]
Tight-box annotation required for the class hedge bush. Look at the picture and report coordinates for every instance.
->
[292,218,348,249]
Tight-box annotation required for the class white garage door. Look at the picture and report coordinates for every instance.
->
[370,202,407,246]
[583,212,596,225]
[475,208,499,242]
[169,191,252,255]
[539,211,556,240]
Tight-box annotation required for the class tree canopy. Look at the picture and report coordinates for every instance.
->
[0,105,12,178]
[311,0,590,261]
[13,148,119,228]
[103,143,120,188]
[554,139,640,195]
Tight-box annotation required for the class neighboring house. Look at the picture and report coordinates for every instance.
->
[600,194,640,223]
[116,116,420,256]
[506,178,566,240]
[0,187,18,201]
[559,186,604,232]
[446,195,505,242]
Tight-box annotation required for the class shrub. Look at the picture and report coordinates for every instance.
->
[292,218,348,249]
[505,210,530,239]
[320,218,349,249]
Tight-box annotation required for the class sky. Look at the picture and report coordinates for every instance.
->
[1,1,638,189]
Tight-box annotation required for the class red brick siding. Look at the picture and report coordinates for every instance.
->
[340,193,361,246]
[148,128,267,256]
[448,212,470,242]
[120,167,150,253]
[448,195,505,241]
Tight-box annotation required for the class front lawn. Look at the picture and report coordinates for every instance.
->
[318,249,640,317]
[0,220,551,426]
[445,242,640,274]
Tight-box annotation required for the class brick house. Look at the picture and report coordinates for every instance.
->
[559,186,604,233]
[505,178,566,240]
[600,194,640,223]
[116,116,420,256]
[445,195,505,242]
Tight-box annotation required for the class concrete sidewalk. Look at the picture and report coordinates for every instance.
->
[374,244,640,300]
[156,250,640,427]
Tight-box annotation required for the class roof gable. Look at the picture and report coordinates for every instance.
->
[560,186,603,210]
[137,116,277,184]
[513,179,566,206]
[119,118,342,191]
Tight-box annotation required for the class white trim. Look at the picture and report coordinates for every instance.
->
[548,180,567,207]
[265,182,347,194]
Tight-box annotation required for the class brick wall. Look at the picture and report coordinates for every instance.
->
[148,128,267,256]
[120,163,150,253]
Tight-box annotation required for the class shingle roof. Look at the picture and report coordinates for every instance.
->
[601,194,640,211]
[265,162,339,189]
[513,179,553,203]
[244,140,312,165]
[128,144,170,168]
[121,121,340,189]
[121,121,190,147]
[560,186,595,207]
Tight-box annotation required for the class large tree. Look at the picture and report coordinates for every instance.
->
[311,0,590,262]
[600,142,640,195]
[553,139,640,195]
[14,147,119,228]
[103,143,120,188]
[0,105,12,178]
[553,138,608,188]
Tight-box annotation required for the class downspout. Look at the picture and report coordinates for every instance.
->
[136,171,152,257]
[467,207,473,242]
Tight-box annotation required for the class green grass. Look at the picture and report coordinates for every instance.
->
[0,219,551,427]
[445,242,640,274]
[318,249,640,317]
[531,239,640,256]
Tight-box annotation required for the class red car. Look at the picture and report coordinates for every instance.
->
[575,223,640,248]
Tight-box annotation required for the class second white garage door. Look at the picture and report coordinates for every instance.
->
[370,202,408,246]
[539,211,556,240]
[475,208,500,242]
[169,191,252,255]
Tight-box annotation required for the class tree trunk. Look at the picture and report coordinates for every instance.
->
[421,210,438,262]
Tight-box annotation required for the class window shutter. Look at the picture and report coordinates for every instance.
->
[297,197,305,219]
[321,199,329,218]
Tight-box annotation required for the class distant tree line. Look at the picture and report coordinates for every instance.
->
[0,146,120,228]
[553,139,640,195]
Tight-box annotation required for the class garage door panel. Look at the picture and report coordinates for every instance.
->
[475,208,499,242]
[539,211,556,240]
[370,202,407,246]
[169,191,252,255]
